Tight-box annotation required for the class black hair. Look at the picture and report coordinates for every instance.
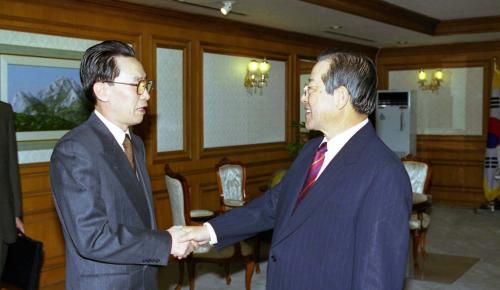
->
[80,40,135,104]
[317,49,377,115]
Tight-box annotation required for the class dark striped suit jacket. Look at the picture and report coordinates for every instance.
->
[0,102,21,245]
[50,113,171,290]
[210,123,412,290]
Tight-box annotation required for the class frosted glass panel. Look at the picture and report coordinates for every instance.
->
[389,67,483,135]
[203,53,286,148]
[156,47,183,152]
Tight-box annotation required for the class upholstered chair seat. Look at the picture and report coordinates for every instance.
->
[223,199,245,207]
[412,192,429,204]
[194,241,254,259]
[192,244,211,254]
[190,209,214,218]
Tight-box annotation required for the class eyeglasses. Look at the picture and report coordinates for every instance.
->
[104,79,153,95]
[303,83,321,97]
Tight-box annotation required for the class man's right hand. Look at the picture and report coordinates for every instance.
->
[178,225,211,245]
[167,226,197,259]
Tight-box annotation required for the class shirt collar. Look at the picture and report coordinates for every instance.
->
[321,118,369,151]
[94,110,130,149]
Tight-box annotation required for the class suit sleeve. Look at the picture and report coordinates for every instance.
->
[209,138,318,248]
[352,161,412,290]
[50,138,171,266]
[209,175,284,248]
[7,104,22,217]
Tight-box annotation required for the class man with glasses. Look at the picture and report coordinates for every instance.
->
[50,40,193,290]
[179,50,412,290]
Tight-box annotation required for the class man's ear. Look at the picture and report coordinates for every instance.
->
[93,82,109,102]
[336,86,350,110]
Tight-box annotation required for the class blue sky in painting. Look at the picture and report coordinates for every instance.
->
[7,64,80,103]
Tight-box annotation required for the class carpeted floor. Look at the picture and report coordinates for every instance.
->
[158,205,500,290]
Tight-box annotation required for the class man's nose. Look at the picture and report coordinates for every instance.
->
[301,91,307,103]
[142,90,151,100]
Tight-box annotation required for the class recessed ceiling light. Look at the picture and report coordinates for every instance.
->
[329,25,343,30]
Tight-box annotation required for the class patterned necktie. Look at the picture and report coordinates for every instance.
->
[123,134,136,171]
[294,142,328,211]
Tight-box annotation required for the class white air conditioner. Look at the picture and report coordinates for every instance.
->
[376,90,416,158]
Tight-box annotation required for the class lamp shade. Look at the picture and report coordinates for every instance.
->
[258,60,271,74]
[418,70,427,81]
[434,70,443,80]
[247,60,259,73]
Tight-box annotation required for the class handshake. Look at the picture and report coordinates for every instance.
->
[167,225,212,259]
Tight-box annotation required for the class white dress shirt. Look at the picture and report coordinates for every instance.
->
[94,110,131,152]
[205,118,370,244]
[318,118,368,178]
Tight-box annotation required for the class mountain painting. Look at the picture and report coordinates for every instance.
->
[7,63,91,132]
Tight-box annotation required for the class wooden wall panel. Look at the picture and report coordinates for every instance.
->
[416,136,486,205]
[378,42,500,207]
[0,1,378,288]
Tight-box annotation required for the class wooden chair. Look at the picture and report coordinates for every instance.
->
[401,155,432,274]
[215,157,261,273]
[164,164,255,290]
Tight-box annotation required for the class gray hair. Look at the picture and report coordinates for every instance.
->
[318,50,377,115]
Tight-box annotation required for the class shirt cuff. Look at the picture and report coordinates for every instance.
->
[203,222,218,245]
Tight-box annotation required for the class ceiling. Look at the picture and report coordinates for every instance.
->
[120,0,500,48]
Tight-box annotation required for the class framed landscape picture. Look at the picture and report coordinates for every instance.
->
[0,55,91,141]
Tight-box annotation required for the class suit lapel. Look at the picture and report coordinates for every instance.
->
[132,134,157,229]
[89,114,152,228]
[272,123,376,247]
[273,138,321,236]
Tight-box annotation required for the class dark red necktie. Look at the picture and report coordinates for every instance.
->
[123,134,136,171]
[293,142,328,212]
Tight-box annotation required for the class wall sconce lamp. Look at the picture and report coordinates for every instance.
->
[417,69,443,92]
[220,1,234,15]
[244,59,271,95]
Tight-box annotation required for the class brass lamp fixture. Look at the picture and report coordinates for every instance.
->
[417,69,443,92]
[244,58,271,95]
